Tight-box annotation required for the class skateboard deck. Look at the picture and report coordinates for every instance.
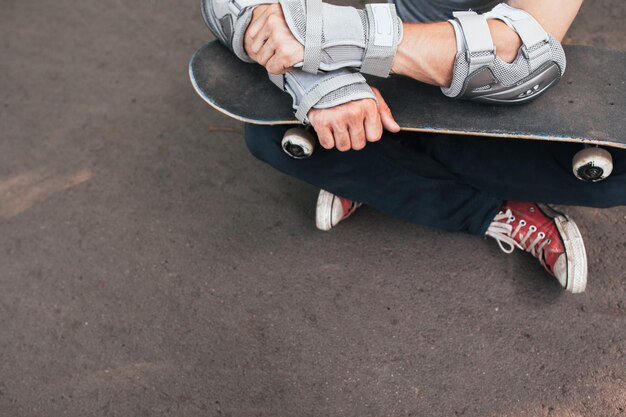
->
[190,41,626,150]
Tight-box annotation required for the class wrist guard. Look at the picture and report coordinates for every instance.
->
[201,0,403,77]
[268,69,376,123]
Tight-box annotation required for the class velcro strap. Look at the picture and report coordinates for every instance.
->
[453,12,494,54]
[486,4,548,48]
[302,0,323,73]
[523,42,551,71]
[508,14,549,48]
[452,11,495,72]
[294,73,365,122]
[485,3,551,70]
[361,4,399,77]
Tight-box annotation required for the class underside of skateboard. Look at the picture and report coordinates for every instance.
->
[280,127,614,182]
[190,41,625,182]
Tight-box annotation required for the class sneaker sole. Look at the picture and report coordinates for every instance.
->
[553,214,588,293]
[315,189,334,231]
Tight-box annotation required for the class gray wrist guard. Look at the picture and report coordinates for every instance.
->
[442,3,566,104]
[279,0,403,77]
[201,0,403,77]
[268,69,376,123]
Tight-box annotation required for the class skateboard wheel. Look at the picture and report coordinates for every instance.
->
[572,147,613,182]
[281,127,315,159]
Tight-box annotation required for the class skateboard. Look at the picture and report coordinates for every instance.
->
[190,41,625,182]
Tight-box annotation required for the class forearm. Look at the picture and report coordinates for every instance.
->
[391,20,523,87]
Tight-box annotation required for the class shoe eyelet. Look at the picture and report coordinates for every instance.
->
[546,239,552,244]
[529,225,537,232]
[538,232,545,238]
[519,219,526,226]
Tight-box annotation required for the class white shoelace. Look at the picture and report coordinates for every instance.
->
[486,209,552,265]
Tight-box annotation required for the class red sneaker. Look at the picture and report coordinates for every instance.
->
[485,201,587,293]
[315,189,362,231]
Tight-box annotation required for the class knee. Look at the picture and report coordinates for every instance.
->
[244,124,287,163]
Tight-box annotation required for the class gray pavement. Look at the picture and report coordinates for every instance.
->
[1,1,625,416]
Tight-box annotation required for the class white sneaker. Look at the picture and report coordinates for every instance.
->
[315,189,362,231]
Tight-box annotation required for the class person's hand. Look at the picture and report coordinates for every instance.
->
[244,4,304,74]
[308,88,400,152]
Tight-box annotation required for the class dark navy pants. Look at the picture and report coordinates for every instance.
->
[245,124,626,235]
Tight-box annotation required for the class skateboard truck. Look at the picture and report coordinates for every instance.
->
[281,127,316,159]
[572,146,613,182]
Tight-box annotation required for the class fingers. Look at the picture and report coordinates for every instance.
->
[310,100,378,152]
[245,5,267,37]
[329,106,363,152]
[244,5,303,73]
[308,93,397,152]
[332,126,351,152]
[265,43,302,74]
[244,6,272,57]
[360,98,383,143]
[316,126,334,150]
[255,37,275,67]
[348,101,377,150]
[372,87,400,133]
[348,122,366,151]
[364,107,383,143]
[250,37,294,73]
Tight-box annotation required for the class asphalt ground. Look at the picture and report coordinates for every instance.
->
[1,1,625,416]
